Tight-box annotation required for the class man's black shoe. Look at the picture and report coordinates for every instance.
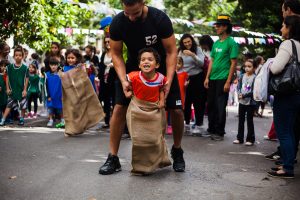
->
[99,153,121,175]
[265,151,281,161]
[171,146,185,172]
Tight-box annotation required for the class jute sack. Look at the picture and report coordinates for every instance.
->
[61,67,104,135]
[126,96,171,174]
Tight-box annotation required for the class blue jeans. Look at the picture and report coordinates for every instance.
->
[273,93,300,174]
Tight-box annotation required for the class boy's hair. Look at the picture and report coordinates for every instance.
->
[49,57,59,65]
[138,47,161,64]
[65,48,82,65]
[14,46,24,56]
[121,0,144,6]
[284,0,300,15]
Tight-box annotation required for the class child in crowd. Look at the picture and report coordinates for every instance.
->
[176,56,189,109]
[0,47,29,126]
[27,61,40,118]
[253,55,266,117]
[233,59,256,146]
[31,53,40,70]
[86,62,98,92]
[63,49,82,72]
[61,48,104,136]
[175,56,189,134]
[0,60,8,118]
[126,47,171,175]
[38,66,48,117]
[45,58,63,127]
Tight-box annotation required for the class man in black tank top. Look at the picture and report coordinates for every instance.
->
[99,0,185,175]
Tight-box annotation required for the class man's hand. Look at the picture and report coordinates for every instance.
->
[204,78,209,89]
[121,80,133,98]
[163,81,171,99]
[0,86,2,92]
[22,90,27,97]
[224,82,230,93]
[48,97,51,101]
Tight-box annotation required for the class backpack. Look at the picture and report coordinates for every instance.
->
[253,58,274,102]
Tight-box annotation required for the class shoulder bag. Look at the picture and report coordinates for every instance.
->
[268,40,300,95]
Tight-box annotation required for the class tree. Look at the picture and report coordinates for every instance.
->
[0,0,93,52]
[164,0,237,21]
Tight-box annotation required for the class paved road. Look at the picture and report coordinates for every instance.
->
[0,106,299,200]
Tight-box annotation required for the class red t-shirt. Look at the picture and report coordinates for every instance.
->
[127,71,167,102]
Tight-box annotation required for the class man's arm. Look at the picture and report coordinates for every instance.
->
[110,39,132,98]
[161,34,177,98]
[224,59,237,92]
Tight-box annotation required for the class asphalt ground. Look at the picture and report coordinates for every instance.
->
[0,106,299,200]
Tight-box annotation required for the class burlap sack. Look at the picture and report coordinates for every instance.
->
[60,67,104,135]
[126,96,171,174]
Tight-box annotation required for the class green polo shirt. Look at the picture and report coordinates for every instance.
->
[210,37,239,80]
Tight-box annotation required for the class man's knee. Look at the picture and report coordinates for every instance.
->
[170,109,184,118]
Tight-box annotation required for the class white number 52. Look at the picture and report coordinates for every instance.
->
[145,35,157,46]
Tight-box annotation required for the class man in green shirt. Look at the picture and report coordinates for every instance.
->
[0,47,29,126]
[204,14,239,141]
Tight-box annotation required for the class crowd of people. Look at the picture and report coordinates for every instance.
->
[0,0,300,179]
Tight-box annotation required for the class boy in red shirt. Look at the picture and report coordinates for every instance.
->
[126,47,171,175]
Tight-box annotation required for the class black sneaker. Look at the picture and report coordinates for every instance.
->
[267,171,294,179]
[99,153,121,175]
[171,146,185,172]
[265,151,281,161]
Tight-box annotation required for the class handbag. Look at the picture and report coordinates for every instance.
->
[268,40,300,95]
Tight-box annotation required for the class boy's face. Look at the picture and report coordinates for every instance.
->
[50,64,58,72]
[139,52,159,74]
[14,51,23,64]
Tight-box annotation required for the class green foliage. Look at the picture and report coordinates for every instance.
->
[164,0,237,21]
[1,0,93,51]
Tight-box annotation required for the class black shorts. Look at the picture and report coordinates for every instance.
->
[115,73,182,110]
